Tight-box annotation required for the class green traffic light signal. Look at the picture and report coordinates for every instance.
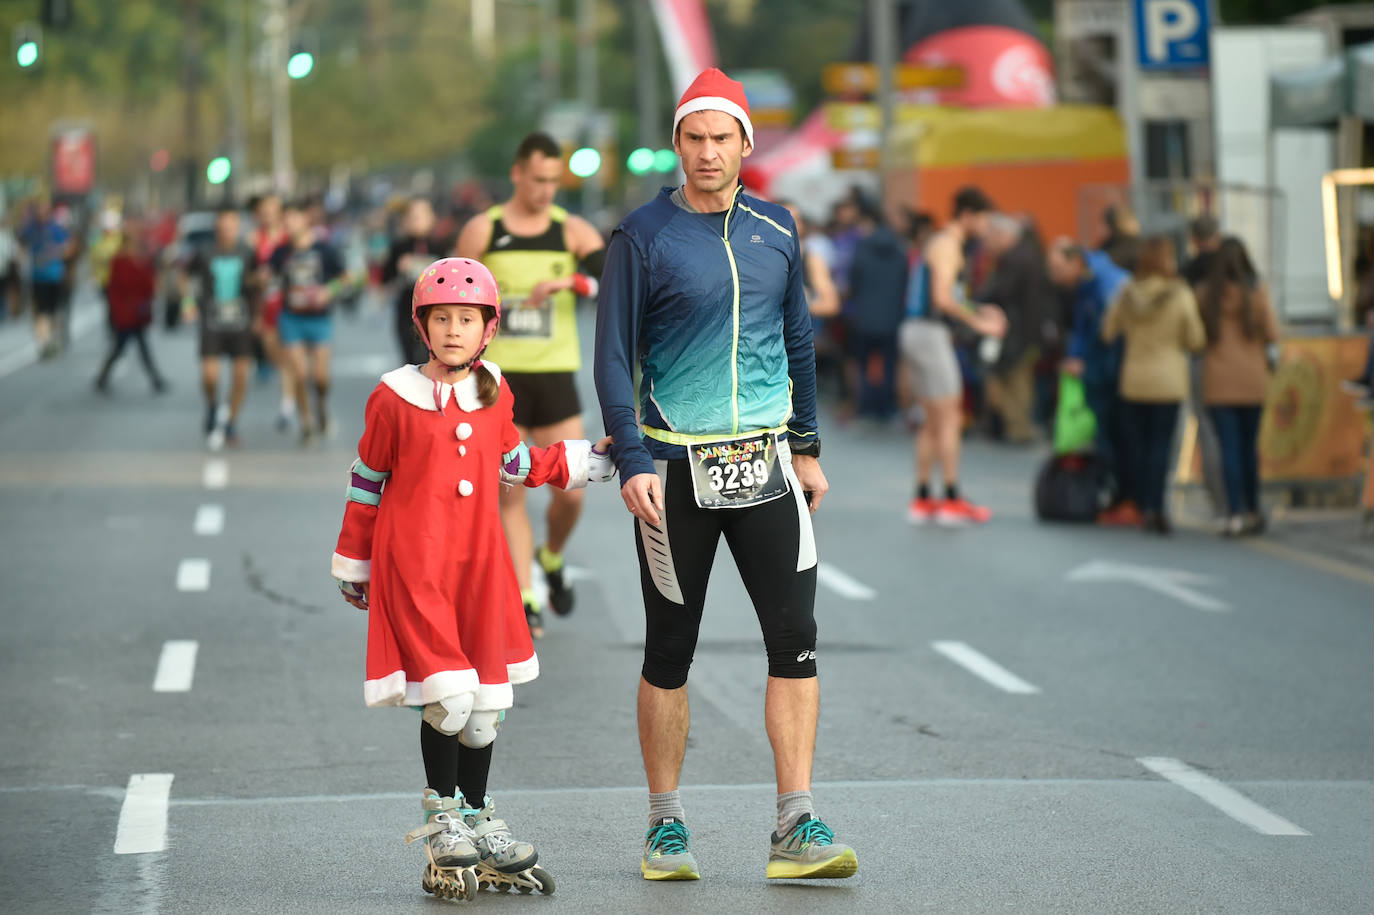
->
[287,50,314,79]
[206,156,232,185]
[626,147,655,176]
[16,39,38,68]
[653,149,678,173]
[569,147,602,179]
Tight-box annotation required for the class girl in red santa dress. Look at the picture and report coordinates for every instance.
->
[330,257,612,900]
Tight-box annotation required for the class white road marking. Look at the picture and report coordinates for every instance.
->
[1137,757,1310,835]
[202,459,229,490]
[1066,560,1231,612]
[931,640,1040,694]
[152,641,198,692]
[176,559,210,592]
[113,773,174,854]
[192,504,224,536]
[816,562,876,600]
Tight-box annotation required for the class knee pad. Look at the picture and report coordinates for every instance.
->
[421,692,474,736]
[458,709,503,748]
[767,645,818,679]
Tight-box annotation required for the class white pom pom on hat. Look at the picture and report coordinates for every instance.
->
[673,67,754,147]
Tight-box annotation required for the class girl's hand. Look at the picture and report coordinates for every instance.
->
[588,436,616,483]
[338,579,369,611]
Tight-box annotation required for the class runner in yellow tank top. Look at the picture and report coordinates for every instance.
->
[456,132,607,639]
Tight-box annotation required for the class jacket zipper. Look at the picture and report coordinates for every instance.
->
[721,187,742,435]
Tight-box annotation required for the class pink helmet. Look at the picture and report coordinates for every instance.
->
[411,257,502,356]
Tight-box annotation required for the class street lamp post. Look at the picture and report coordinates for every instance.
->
[265,0,293,194]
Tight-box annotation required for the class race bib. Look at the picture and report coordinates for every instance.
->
[688,432,790,510]
[288,284,322,312]
[209,297,247,329]
[500,294,553,339]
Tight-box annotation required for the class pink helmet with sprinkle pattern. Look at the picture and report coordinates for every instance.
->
[411,257,502,356]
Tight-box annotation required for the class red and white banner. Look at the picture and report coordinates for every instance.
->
[649,0,717,98]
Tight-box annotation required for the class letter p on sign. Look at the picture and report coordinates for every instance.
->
[1136,0,1209,69]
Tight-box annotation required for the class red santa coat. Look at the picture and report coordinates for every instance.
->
[331,362,592,712]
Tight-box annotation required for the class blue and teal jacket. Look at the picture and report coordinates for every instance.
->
[1067,249,1129,387]
[594,186,818,481]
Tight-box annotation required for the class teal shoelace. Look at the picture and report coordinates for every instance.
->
[646,820,690,855]
[790,817,834,848]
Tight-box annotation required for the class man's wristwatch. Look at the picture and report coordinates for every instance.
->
[789,436,821,458]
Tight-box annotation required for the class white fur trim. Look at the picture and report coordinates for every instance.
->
[363,667,481,708]
[561,438,592,489]
[380,362,504,413]
[475,682,513,712]
[507,653,539,685]
[674,95,754,145]
[331,552,371,581]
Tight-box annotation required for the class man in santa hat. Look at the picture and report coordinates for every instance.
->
[595,67,858,883]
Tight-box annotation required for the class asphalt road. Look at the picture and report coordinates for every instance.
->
[1,291,1371,914]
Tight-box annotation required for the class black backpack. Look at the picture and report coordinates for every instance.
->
[1034,453,1110,523]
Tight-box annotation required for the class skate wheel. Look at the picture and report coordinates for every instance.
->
[531,867,555,895]
[461,870,478,901]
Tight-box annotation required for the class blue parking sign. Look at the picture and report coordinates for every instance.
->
[1135,0,1211,70]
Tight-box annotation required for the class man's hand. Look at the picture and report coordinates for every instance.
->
[338,579,369,611]
[974,304,1008,338]
[790,454,828,514]
[524,278,568,311]
[1060,357,1085,378]
[621,472,663,526]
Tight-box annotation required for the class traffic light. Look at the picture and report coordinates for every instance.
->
[626,147,655,176]
[206,156,232,185]
[13,23,41,69]
[652,149,678,173]
[568,147,602,179]
[287,48,313,79]
[288,28,317,79]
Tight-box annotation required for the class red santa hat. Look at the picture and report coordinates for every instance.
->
[673,67,754,147]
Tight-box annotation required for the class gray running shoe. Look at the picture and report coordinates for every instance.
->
[766,814,858,880]
[642,816,700,880]
[462,797,538,874]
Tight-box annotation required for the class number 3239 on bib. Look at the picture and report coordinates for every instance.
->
[688,432,790,510]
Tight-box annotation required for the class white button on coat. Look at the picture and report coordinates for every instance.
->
[456,423,473,441]
[459,445,467,456]
[458,479,474,497]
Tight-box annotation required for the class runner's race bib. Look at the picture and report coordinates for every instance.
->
[500,294,553,339]
[209,297,247,331]
[688,432,790,510]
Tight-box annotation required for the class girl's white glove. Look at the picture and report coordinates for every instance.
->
[587,443,617,483]
[337,578,368,610]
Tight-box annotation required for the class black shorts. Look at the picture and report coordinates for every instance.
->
[504,371,582,429]
[201,328,255,359]
[33,282,63,316]
[635,451,819,690]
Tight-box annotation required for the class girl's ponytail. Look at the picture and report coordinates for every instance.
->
[475,363,500,407]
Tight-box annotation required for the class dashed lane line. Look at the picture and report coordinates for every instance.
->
[176,559,210,592]
[1138,757,1310,836]
[113,774,174,854]
[816,562,877,600]
[932,640,1041,694]
[152,641,198,693]
[202,459,229,490]
[193,504,224,536]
